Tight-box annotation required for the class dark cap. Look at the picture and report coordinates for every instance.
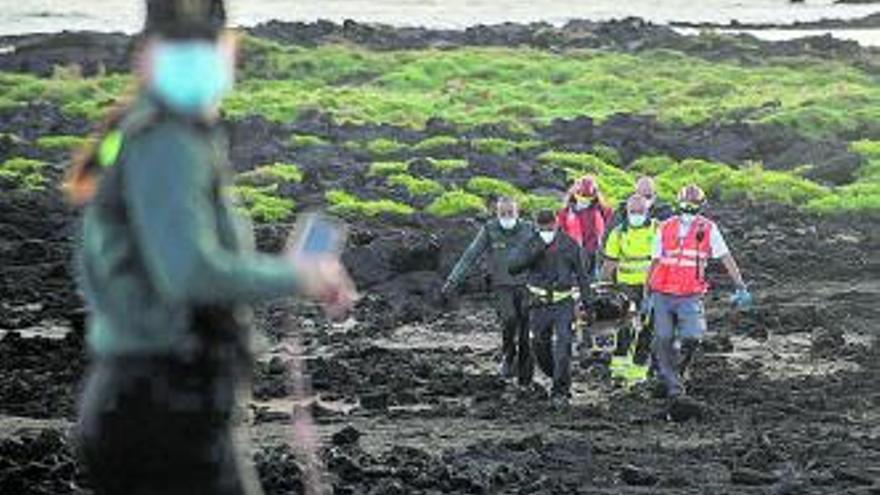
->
[536,209,556,226]
[144,0,227,40]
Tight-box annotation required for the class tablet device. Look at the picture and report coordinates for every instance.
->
[288,212,347,256]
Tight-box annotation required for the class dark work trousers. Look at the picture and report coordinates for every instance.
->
[617,285,645,357]
[494,285,532,385]
[528,299,576,398]
[76,348,258,495]
[584,251,600,281]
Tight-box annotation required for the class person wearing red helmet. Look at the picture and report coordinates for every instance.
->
[556,175,613,278]
[647,184,751,402]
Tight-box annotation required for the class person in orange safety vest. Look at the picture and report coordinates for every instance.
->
[647,184,752,401]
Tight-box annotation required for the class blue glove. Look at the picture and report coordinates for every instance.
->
[730,288,753,310]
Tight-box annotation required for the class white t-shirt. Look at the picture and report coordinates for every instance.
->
[652,215,729,260]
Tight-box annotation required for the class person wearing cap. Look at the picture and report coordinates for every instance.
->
[609,176,674,231]
[66,1,357,493]
[556,175,613,278]
[647,184,751,401]
[509,209,592,408]
[441,196,536,384]
[600,194,659,363]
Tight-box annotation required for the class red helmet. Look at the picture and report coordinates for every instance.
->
[573,175,599,199]
[677,184,706,205]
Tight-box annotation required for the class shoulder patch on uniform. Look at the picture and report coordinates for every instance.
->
[98,130,123,168]
[97,101,162,168]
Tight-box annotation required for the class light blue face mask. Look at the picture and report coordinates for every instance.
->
[628,213,647,228]
[150,41,233,114]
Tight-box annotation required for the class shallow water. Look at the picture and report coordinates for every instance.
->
[676,26,880,46]
[0,0,878,41]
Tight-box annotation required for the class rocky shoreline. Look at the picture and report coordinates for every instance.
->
[1,17,879,79]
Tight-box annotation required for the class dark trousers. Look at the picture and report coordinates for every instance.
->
[76,354,256,495]
[617,285,650,360]
[494,285,531,385]
[528,300,576,397]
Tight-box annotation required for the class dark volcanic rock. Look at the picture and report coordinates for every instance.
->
[331,426,362,447]
[0,31,131,76]
[668,395,707,422]
[731,467,779,486]
[0,331,86,419]
[0,430,90,495]
[620,464,660,486]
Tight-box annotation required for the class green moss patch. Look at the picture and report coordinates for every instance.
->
[426,190,487,217]
[362,138,409,158]
[0,157,47,190]
[466,176,522,199]
[427,158,469,173]
[630,155,832,207]
[229,184,295,222]
[412,135,459,153]
[325,190,415,217]
[387,174,444,197]
[35,134,89,152]
[237,163,303,186]
[287,133,328,149]
[4,41,880,141]
[464,175,561,213]
[538,151,635,203]
[368,161,410,176]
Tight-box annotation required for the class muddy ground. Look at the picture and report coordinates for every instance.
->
[2,20,880,495]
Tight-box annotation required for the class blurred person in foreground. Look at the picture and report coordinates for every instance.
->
[64,1,356,493]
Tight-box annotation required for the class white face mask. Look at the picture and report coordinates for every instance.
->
[628,214,647,228]
[499,217,518,230]
[539,230,557,245]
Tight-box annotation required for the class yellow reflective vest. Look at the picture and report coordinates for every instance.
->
[603,221,658,286]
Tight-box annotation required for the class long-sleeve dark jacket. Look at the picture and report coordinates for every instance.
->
[445,219,535,290]
[508,231,591,301]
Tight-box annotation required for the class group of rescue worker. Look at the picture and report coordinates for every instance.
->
[442,175,753,408]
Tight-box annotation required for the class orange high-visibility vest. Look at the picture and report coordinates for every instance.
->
[649,215,714,296]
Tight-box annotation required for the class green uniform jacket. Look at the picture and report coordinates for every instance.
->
[445,219,535,291]
[77,96,299,357]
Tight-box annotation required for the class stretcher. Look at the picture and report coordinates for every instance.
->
[577,282,652,387]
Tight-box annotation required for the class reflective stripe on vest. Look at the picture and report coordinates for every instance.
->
[614,222,656,286]
[649,215,714,296]
[528,286,577,303]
